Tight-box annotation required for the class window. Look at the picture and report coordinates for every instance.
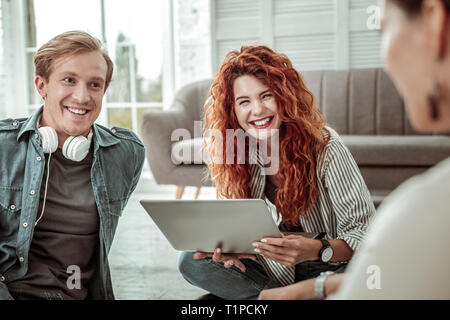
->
[173,0,211,90]
[103,0,164,134]
[25,0,165,136]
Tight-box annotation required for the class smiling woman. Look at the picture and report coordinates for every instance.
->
[233,75,282,141]
[178,46,376,300]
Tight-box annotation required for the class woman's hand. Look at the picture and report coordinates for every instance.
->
[258,273,344,300]
[258,278,316,300]
[252,234,320,267]
[193,248,257,272]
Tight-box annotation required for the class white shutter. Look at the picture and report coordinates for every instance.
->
[211,0,382,72]
[212,0,263,71]
[275,35,335,71]
[273,0,335,71]
[349,31,382,68]
[349,0,382,68]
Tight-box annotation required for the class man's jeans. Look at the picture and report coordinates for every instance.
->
[178,251,346,300]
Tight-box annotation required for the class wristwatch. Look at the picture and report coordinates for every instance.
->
[314,271,335,299]
[319,239,333,263]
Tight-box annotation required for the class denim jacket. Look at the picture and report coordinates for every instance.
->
[0,107,145,299]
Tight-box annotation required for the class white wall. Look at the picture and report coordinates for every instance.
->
[211,0,382,73]
[0,0,12,120]
[0,0,29,119]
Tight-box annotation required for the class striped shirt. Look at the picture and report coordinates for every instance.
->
[250,127,375,286]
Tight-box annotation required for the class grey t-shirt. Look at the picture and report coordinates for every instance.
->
[8,147,99,299]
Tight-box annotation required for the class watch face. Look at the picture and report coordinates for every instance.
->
[321,247,333,262]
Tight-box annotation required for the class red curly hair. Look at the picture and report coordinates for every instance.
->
[204,46,329,226]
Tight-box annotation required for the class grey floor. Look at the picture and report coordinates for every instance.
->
[108,183,214,300]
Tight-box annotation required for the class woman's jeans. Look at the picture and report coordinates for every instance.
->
[178,251,346,300]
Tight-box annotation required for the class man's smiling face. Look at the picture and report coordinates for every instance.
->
[36,50,107,147]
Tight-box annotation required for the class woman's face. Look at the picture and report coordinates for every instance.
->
[381,0,450,131]
[233,74,282,140]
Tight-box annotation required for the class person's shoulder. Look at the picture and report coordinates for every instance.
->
[111,126,144,146]
[95,125,145,168]
[392,157,450,199]
[0,117,27,133]
[401,157,450,204]
[369,157,450,236]
[317,126,351,164]
[322,126,344,148]
[96,124,144,148]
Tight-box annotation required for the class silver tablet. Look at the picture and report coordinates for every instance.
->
[140,199,282,254]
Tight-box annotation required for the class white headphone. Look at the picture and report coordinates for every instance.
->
[38,126,93,162]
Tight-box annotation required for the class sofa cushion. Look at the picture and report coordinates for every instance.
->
[342,135,450,166]
[359,166,428,190]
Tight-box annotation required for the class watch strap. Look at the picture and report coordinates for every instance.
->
[320,239,330,248]
[314,271,335,299]
[319,239,331,262]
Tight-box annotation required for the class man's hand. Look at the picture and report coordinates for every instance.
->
[252,234,320,267]
[194,248,257,272]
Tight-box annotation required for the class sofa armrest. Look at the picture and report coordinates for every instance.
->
[141,108,194,184]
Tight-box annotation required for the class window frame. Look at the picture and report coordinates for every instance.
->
[18,0,175,132]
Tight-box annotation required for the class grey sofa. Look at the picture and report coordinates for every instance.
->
[140,68,450,205]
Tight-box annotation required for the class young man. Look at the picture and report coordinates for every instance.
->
[0,31,145,300]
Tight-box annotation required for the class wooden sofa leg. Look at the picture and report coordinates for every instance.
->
[194,187,201,200]
[176,186,185,200]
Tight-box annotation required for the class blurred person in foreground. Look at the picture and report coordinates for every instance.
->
[259,0,450,300]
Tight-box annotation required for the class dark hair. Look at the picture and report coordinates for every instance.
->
[389,0,450,16]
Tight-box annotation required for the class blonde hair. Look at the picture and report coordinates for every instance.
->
[34,30,114,90]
